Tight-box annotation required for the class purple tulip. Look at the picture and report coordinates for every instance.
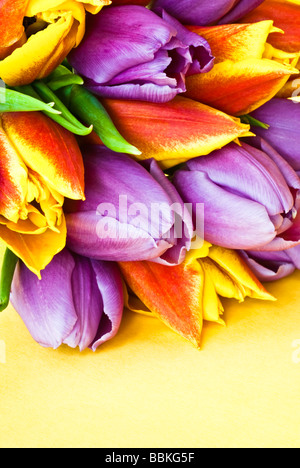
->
[68,5,214,103]
[65,146,194,265]
[11,249,124,351]
[151,0,265,26]
[240,247,300,282]
[173,138,300,251]
[249,98,300,173]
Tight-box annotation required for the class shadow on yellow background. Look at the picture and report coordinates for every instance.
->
[0,246,299,448]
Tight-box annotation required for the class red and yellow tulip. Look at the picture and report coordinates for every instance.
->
[119,244,274,348]
[184,20,299,116]
[239,0,300,99]
[0,111,85,276]
[239,0,300,53]
[0,0,111,86]
[102,96,252,169]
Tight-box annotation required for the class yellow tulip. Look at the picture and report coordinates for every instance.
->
[0,111,85,277]
[0,0,111,86]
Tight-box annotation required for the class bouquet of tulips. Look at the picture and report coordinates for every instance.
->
[0,0,299,351]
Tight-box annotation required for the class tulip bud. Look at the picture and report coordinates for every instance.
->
[11,249,124,351]
[173,138,300,252]
[65,146,194,266]
[69,5,214,103]
[0,111,85,276]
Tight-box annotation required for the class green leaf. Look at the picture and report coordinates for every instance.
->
[47,74,84,91]
[0,88,61,114]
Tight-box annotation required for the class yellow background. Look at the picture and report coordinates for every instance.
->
[0,246,300,448]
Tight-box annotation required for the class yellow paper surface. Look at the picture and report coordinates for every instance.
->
[0,246,300,448]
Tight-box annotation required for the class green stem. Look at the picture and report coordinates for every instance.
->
[58,84,141,155]
[0,87,60,114]
[0,249,18,312]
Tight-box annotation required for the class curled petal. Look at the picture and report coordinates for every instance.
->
[240,250,296,282]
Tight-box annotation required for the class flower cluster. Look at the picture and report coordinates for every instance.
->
[0,0,300,351]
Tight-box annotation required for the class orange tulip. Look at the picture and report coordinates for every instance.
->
[102,96,252,169]
[119,244,274,348]
[184,20,299,116]
[0,0,111,86]
[0,111,85,276]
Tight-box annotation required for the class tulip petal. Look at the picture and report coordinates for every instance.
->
[119,260,204,348]
[0,13,75,86]
[185,58,299,116]
[90,260,124,350]
[142,158,194,266]
[0,0,28,59]
[185,142,295,215]
[207,246,275,301]
[240,250,296,282]
[250,99,300,172]
[70,6,177,85]
[1,112,85,201]
[66,211,173,262]
[11,249,78,349]
[102,96,252,168]
[187,21,277,64]
[0,125,28,223]
[239,0,300,53]
[173,168,277,250]
[62,254,104,350]
[152,0,237,25]
[0,215,67,277]
[65,146,193,264]
[219,0,265,24]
